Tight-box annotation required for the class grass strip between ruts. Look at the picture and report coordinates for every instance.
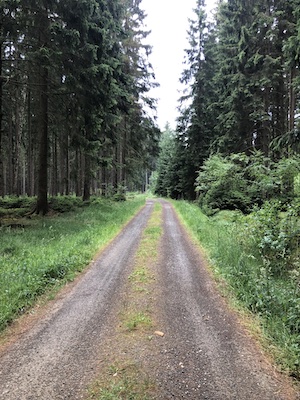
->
[87,201,163,400]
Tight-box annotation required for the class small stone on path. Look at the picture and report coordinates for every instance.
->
[154,331,165,337]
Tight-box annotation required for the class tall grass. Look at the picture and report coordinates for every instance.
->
[0,196,145,332]
[172,200,300,378]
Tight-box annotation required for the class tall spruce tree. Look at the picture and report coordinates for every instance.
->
[174,0,217,199]
[0,0,158,202]
[213,0,298,157]
[115,0,159,191]
[212,0,256,154]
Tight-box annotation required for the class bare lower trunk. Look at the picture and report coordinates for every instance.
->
[36,8,49,214]
[0,42,3,197]
[83,155,91,201]
[36,65,49,214]
[288,67,296,134]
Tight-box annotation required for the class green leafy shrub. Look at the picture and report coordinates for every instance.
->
[113,185,127,202]
[195,154,252,214]
[172,200,300,376]
[195,153,300,215]
[245,201,300,276]
[0,196,35,209]
[48,196,83,212]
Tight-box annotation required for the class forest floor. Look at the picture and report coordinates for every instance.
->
[0,199,298,399]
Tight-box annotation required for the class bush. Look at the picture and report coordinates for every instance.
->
[196,154,252,214]
[244,201,300,276]
[48,196,83,212]
[0,196,35,210]
[195,153,300,214]
[173,200,300,375]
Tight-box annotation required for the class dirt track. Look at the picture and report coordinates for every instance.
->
[0,201,154,399]
[153,200,297,399]
[0,199,298,399]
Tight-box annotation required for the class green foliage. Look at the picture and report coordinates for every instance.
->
[172,200,300,376]
[1,0,158,203]
[196,153,300,215]
[48,196,84,212]
[0,197,35,209]
[0,196,145,332]
[154,126,177,198]
[244,201,300,276]
[195,154,250,214]
[113,185,127,202]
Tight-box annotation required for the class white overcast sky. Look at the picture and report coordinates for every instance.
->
[142,0,217,131]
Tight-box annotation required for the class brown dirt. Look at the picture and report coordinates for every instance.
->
[0,199,298,400]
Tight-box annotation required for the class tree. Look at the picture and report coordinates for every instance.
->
[0,0,159,204]
[154,125,176,197]
[174,0,218,199]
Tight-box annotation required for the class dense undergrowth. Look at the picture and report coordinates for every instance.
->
[0,195,145,332]
[172,200,300,379]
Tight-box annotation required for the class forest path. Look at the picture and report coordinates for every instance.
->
[0,199,297,399]
[0,200,154,399]
[151,200,297,399]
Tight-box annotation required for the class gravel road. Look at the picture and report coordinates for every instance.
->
[153,200,297,399]
[0,201,154,400]
[0,199,297,400]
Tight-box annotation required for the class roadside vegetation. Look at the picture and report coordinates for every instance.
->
[0,195,145,333]
[154,136,300,380]
[172,200,300,379]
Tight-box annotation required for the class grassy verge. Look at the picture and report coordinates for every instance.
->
[87,202,162,400]
[0,195,146,332]
[172,200,300,379]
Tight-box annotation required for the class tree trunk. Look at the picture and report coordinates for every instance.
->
[0,41,3,197]
[36,8,49,214]
[65,136,70,195]
[75,149,81,197]
[13,88,21,195]
[36,64,49,214]
[288,67,296,133]
[51,132,58,196]
[26,85,35,196]
[83,154,91,201]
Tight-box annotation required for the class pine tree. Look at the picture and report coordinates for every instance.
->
[212,0,256,154]
[154,125,176,197]
[175,0,218,199]
[114,0,159,191]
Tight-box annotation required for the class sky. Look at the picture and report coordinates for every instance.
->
[141,0,217,131]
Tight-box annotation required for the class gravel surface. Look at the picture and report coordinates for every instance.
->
[0,201,154,400]
[0,199,298,400]
[152,200,297,399]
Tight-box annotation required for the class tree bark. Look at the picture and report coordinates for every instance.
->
[35,6,50,214]
[36,63,49,214]
[27,85,35,196]
[83,154,91,201]
[288,67,296,133]
[0,41,4,197]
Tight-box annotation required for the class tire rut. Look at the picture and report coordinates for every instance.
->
[0,200,154,400]
[152,200,297,400]
[0,199,297,400]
